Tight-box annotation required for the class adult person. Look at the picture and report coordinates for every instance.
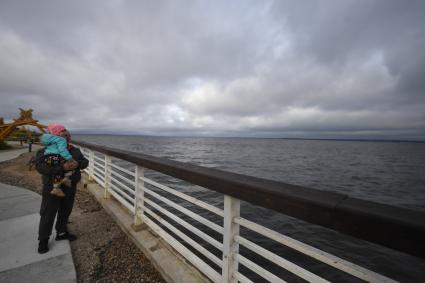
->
[35,125,89,253]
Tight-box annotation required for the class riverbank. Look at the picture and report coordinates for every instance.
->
[0,151,164,283]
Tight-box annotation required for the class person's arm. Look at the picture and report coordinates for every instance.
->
[35,149,64,176]
[40,133,52,146]
[72,147,89,170]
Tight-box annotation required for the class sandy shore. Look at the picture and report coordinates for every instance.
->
[0,151,165,283]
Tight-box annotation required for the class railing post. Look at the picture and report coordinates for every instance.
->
[104,155,112,199]
[132,165,145,231]
[88,150,95,181]
[222,195,240,283]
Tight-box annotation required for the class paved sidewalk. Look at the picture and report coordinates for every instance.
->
[0,182,76,281]
[0,148,30,163]
[0,145,42,163]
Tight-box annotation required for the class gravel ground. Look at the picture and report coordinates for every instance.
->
[0,151,165,283]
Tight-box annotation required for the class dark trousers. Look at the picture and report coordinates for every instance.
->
[38,185,76,241]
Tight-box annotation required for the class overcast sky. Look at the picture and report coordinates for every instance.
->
[1,1,424,140]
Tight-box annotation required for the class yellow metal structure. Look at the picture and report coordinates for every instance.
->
[0,108,47,140]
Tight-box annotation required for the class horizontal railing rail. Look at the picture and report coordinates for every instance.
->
[73,140,425,260]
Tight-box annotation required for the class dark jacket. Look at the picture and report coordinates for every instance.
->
[35,145,89,192]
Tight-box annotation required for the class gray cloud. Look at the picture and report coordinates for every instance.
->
[271,0,425,102]
[0,0,424,140]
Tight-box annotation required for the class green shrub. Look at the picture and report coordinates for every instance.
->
[0,140,12,150]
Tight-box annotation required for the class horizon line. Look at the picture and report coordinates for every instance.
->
[71,132,425,143]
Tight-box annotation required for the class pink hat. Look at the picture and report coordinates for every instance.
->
[47,124,66,136]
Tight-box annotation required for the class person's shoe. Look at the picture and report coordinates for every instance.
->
[38,239,49,254]
[55,231,77,241]
[50,188,66,198]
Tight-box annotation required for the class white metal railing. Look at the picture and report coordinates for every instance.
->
[79,147,398,283]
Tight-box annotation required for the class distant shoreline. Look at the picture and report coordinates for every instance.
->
[72,133,425,143]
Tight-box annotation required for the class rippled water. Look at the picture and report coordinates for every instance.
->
[75,135,425,282]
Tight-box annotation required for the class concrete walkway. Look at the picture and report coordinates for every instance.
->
[0,144,42,163]
[0,148,30,163]
[0,148,76,282]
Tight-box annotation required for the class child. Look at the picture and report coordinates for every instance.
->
[41,124,76,197]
